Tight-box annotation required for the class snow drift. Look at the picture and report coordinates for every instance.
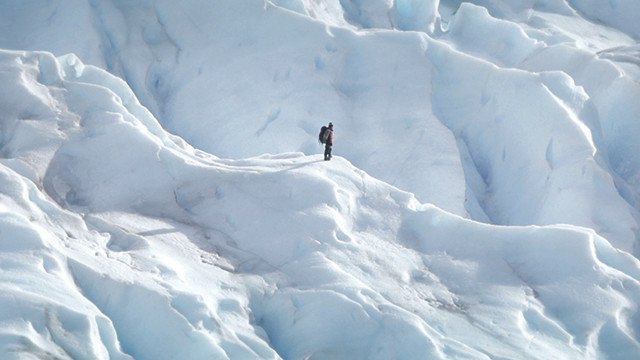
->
[2,0,640,359]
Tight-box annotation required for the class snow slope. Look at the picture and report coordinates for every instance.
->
[6,0,640,248]
[2,0,640,359]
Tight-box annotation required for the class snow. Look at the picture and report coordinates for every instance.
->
[1,0,640,359]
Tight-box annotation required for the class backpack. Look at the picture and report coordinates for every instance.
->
[319,126,328,144]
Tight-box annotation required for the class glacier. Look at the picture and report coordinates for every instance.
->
[1,0,640,359]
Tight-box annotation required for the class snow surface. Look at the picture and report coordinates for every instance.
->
[1,0,640,359]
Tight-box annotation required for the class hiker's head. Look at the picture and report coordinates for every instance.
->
[329,122,333,129]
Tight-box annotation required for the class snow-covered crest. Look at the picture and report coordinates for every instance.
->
[1,0,640,358]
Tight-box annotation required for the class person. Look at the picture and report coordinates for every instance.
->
[324,122,333,161]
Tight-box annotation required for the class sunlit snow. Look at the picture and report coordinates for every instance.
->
[1,0,640,359]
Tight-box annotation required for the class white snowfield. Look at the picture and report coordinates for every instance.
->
[1,0,640,359]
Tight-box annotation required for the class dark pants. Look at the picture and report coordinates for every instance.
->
[324,143,332,160]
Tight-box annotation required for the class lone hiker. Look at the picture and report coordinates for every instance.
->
[320,122,333,161]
